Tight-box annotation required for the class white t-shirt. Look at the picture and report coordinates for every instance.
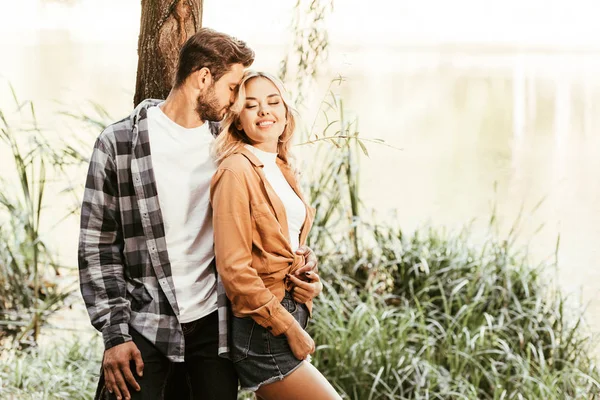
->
[147,104,217,323]
[245,145,306,251]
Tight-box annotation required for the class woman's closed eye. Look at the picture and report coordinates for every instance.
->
[245,101,280,109]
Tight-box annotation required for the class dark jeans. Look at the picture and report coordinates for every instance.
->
[95,311,238,400]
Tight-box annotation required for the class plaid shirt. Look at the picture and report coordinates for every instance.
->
[78,99,230,362]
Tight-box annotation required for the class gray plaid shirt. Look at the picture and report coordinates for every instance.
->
[78,99,230,362]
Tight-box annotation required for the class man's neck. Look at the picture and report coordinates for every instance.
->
[160,88,206,129]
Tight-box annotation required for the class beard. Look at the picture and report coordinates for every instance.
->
[196,85,226,122]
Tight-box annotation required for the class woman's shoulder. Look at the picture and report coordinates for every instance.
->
[215,153,262,187]
[218,152,254,173]
[211,153,260,195]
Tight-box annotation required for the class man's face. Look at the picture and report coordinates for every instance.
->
[196,63,245,122]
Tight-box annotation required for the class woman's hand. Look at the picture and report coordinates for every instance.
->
[293,245,318,276]
[287,272,323,304]
[284,320,315,360]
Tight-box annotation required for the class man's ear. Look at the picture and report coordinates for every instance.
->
[195,67,212,89]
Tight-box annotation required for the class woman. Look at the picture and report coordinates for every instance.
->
[210,71,341,399]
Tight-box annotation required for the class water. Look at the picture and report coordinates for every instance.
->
[1,1,600,343]
[338,50,600,337]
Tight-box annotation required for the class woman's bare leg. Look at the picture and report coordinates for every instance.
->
[255,362,341,400]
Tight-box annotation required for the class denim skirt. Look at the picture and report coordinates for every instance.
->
[230,291,309,392]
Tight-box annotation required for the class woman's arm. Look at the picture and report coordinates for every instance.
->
[211,167,295,336]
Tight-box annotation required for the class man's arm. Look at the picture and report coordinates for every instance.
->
[78,137,130,346]
[78,137,143,399]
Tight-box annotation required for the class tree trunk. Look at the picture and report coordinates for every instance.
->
[134,0,203,107]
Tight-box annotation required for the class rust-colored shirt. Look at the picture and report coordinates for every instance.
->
[210,147,315,336]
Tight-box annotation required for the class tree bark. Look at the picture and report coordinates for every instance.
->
[134,0,203,107]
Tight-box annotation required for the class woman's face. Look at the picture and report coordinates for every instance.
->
[238,77,287,152]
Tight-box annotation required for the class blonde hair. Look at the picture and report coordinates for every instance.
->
[214,70,297,166]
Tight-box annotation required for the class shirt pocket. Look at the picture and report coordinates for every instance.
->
[250,202,274,220]
[250,202,286,255]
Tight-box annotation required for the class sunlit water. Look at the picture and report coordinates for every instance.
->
[1,1,600,346]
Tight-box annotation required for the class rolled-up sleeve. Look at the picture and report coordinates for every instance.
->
[211,168,295,336]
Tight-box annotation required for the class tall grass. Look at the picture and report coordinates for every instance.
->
[309,223,600,399]
[0,336,102,399]
[301,96,600,399]
[0,83,597,399]
[0,88,83,345]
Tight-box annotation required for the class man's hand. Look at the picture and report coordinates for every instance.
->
[294,245,318,276]
[288,272,323,303]
[103,341,144,400]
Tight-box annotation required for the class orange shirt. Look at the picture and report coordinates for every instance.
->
[210,147,315,336]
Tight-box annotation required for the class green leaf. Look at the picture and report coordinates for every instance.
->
[357,139,369,156]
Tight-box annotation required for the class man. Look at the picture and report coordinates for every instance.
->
[79,28,321,400]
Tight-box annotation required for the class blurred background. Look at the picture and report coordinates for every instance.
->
[0,0,600,400]
[2,0,599,330]
[0,0,600,398]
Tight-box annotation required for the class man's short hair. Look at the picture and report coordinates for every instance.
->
[174,28,255,87]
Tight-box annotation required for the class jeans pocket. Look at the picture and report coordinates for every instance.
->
[294,304,309,330]
[231,316,255,363]
[281,293,297,314]
[181,320,199,336]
